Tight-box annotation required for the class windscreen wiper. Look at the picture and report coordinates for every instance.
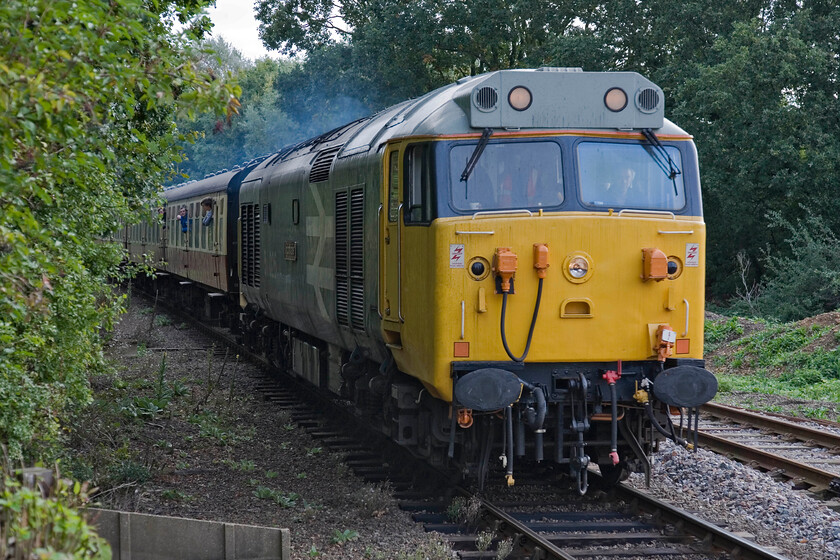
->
[460,128,493,182]
[641,128,681,195]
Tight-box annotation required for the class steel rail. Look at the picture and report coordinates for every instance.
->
[460,475,789,560]
[467,490,576,560]
[702,402,840,450]
[697,430,840,495]
[613,481,790,560]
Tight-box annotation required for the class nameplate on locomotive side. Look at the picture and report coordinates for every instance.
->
[284,241,297,261]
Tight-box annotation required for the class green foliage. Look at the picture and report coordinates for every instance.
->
[161,489,190,501]
[0,0,237,460]
[704,317,745,352]
[445,495,481,526]
[0,474,110,559]
[751,212,840,321]
[190,412,238,445]
[668,10,840,297]
[729,323,832,370]
[107,460,151,485]
[174,38,298,180]
[251,486,299,507]
[330,529,359,545]
[715,373,840,403]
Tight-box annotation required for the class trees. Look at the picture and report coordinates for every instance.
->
[175,39,297,180]
[668,6,840,297]
[253,1,840,309]
[0,0,237,458]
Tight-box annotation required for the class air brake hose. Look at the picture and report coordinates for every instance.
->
[643,400,692,449]
[500,277,543,362]
[608,383,619,464]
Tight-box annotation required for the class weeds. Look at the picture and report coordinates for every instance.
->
[107,460,151,485]
[161,489,190,501]
[252,486,299,507]
[446,495,481,526]
[476,530,495,551]
[394,536,453,560]
[495,538,513,559]
[350,482,392,517]
[330,529,359,545]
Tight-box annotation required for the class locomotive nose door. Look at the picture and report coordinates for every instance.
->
[380,145,403,343]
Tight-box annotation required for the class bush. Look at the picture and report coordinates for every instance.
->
[0,471,110,559]
[754,211,840,321]
[0,0,237,461]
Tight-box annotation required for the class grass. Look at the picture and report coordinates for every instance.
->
[707,313,840,411]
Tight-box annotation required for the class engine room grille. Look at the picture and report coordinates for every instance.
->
[309,145,343,183]
[335,188,365,330]
[335,192,349,327]
[241,203,261,287]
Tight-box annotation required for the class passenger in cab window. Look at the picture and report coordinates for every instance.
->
[201,198,213,226]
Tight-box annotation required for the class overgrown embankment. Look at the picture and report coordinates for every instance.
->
[706,312,840,420]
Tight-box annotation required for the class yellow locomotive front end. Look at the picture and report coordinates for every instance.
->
[378,70,716,490]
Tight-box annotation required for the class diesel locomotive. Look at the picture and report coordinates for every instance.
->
[124,68,717,492]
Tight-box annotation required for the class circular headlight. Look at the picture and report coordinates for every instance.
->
[508,86,532,111]
[604,87,628,112]
[568,257,589,278]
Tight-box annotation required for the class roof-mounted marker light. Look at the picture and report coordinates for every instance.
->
[604,87,628,112]
[508,86,532,111]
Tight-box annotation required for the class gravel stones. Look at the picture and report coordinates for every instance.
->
[629,440,840,560]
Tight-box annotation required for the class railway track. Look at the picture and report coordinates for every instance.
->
[138,289,790,559]
[697,402,840,498]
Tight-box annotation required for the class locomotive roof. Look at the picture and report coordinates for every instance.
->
[251,68,688,173]
[170,68,690,187]
[385,68,688,138]
[163,169,239,202]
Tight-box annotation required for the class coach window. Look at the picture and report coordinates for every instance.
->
[404,143,434,224]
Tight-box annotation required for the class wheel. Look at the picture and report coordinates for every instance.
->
[598,460,630,487]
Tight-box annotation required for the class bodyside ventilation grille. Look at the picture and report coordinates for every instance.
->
[309,145,343,183]
[241,203,261,287]
[335,188,365,330]
[335,192,349,327]
[349,189,365,330]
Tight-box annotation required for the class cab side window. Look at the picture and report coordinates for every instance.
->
[404,143,435,225]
